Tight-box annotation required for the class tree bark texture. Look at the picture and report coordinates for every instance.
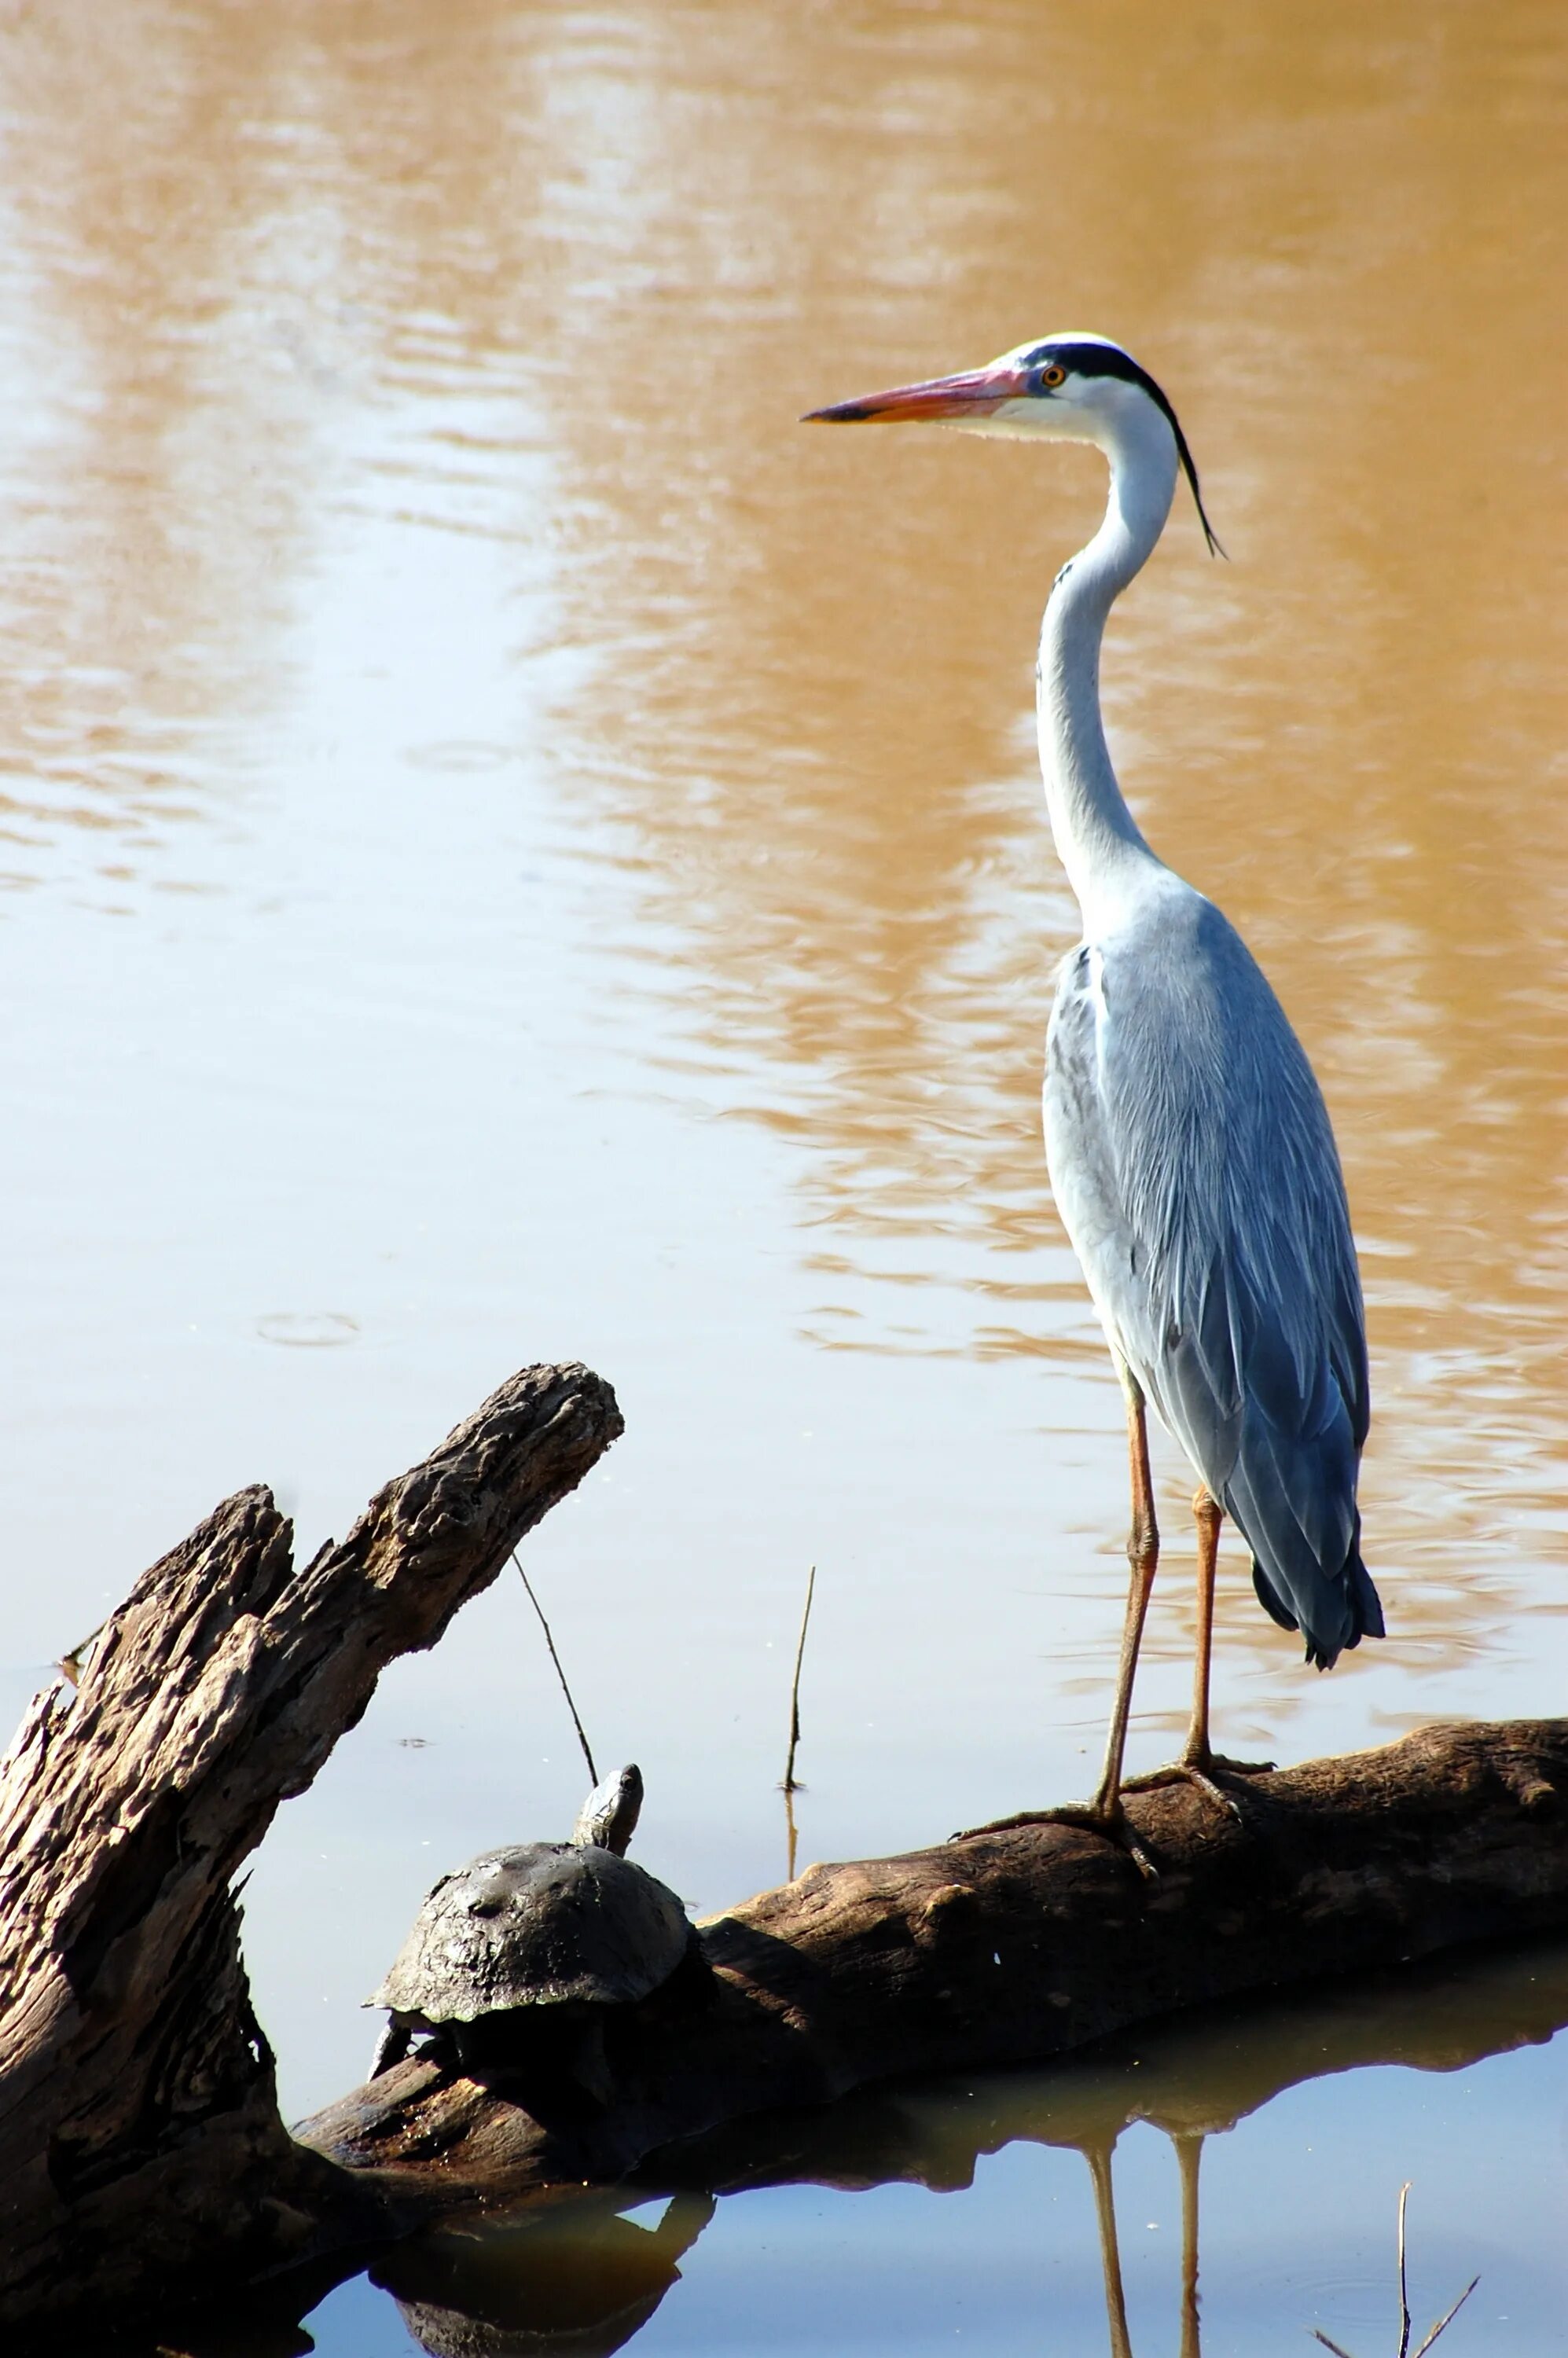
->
[302,1717,1568,2203]
[0,1363,623,2331]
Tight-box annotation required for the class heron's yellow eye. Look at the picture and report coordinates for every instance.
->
[1037,363,1067,389]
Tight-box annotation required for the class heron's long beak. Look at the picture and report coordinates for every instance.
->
[802,362,1032,424]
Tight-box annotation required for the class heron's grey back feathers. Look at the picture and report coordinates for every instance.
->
[1045,878,1382,1669]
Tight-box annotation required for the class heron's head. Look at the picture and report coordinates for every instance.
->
[804,332,1221,555]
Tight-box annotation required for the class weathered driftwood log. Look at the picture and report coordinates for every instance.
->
[0,1364,622,2333]
[303,1717,1568,2202]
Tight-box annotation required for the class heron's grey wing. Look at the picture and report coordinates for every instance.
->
[1045,897,1381,1670]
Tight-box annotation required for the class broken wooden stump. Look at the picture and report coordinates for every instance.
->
[0,1363,623,2334]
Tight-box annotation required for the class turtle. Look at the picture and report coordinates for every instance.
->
[365,1765,697,2103]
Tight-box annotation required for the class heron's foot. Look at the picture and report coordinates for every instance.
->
[951,1798,1158,1883]
[1122,1751,1276,1824]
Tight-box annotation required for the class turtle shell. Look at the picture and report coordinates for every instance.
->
[369,1842,691,2022]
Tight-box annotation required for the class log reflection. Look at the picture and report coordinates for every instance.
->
[363,1933,1568,2356]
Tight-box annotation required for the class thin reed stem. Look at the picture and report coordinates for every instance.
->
[1397,2180,1412,2358]
[782,1564,817,1794]
[513,1554,597,1786]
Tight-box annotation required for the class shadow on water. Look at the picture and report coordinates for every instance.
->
[375,2191,718,2358]
[145,1930,1568,2355]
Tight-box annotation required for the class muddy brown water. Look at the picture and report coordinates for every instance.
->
[0,3,1564,2349]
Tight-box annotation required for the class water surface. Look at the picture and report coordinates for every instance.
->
[0,0,1565,2346]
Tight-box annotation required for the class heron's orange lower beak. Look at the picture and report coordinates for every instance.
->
[802,362,1032,424]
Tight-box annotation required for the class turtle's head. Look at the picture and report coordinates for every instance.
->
[571,1762,644,1855]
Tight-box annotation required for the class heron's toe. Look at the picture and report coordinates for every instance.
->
[1122,1753,1274,1823]
[951,1800,1159,1882]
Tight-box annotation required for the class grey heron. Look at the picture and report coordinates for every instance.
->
[806,335,1383,1865]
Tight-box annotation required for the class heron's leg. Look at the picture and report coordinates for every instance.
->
[948,1377,1155,1877]
[953,1379,1160,1879]
[1188,1487,1220,1760]
[1088,1379,1161,1814]
[1125,1489,1274,1812]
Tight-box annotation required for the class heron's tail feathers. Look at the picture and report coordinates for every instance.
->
[1250,1557,1299,1636]
[1248,1515,1383,1673]
[1347,1538,1385,1643]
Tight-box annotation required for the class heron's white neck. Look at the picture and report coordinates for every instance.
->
[1036,408,1178,935]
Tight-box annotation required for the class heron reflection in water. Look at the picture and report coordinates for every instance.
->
[808,337,1383,1865]
[1083,2124,1206,2358]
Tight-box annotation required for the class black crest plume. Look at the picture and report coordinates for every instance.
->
[1028,340,1225,558]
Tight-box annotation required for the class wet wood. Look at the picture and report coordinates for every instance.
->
[0,1363,623,2335]
[300,1717,1568,2202]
